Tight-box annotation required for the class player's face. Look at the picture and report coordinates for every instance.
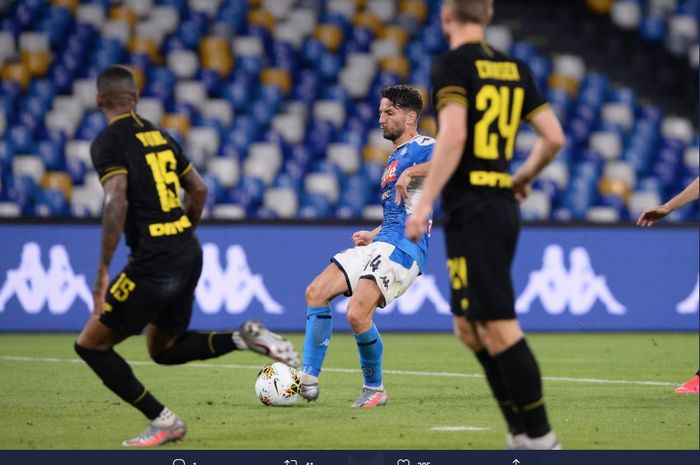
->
[378,97,408,142]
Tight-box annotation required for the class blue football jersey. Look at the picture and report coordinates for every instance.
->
[374,134,435,272]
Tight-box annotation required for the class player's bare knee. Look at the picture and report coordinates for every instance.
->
[345,304,370,333]
[305,280,329,306]
[455,326,482,352]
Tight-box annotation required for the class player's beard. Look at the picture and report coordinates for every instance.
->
[383,127,403,142]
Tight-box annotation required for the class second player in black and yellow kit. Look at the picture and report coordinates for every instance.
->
[74,65,299,447]
[431,40,548,323]
[407,0,565,450]
[91,109,203,333]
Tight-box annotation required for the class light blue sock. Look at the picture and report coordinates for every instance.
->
[301,306,333,377]
[354,323,383,388]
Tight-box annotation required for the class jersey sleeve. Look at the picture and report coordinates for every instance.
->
[162,130,193,177]
[521,65,549,121]
[411,138,435,164]
[90,132,128,184]
[430,54,469,113]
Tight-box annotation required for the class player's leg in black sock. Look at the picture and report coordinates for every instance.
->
[74,342,163,420]
[152,331,238,365]
[494,338,551,438]
[475,349,525,435]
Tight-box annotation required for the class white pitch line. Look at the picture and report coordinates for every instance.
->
[430,426,490,432]
[0,355,676,387]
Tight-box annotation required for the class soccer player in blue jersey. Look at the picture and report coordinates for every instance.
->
[299,85,435,408]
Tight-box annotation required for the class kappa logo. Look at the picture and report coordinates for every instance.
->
[676,274,699,315]
[196,243,283,314]
[334,274,450,315]
[381,160,398,187]
[0,242,93,314]
[516,245,626,316]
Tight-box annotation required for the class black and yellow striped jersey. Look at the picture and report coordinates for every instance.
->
[90,111,198,267]
[430,41,548,218]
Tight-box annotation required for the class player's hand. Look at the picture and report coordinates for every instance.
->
[395,172,412,205]
[511,177,531,204]
[352,230,373,246]
[405,205,429,241]
[636,205,671,227]
[92,267,109,316]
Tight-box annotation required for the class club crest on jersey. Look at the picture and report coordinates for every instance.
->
[381,160,399,187]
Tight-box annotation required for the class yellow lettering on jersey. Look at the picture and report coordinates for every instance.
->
[469,170,513,188]
[136,130,168,148]
[475,60,520,81]
[149,215,193,237]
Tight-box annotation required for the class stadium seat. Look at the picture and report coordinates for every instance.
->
[661,116,694,144]
[161,113,191,138]
[1,62,31,90]
[186,126,220,168]
[519,190,551,220]
[41,171,73,201]
[628,190,662,219]
[590,131,623,160]
[263,186,298,218]
[362,204,384,220]
[305,172,340,203]
[167,49,199,79]
[611,0,642,30]
[603,161,636,189]
[12,155,45,184]
[199,36,234,77]
[327,143,361,174]
[0,201,21,217]
[211,204,246,219]
[206,156,240,189]
[586,206,620,223]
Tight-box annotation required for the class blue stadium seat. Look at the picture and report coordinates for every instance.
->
[34,187,69,217]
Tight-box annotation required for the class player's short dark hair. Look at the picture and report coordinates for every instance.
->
[380,85,423,115]
[96,65,137,108]
[445,0,494,25]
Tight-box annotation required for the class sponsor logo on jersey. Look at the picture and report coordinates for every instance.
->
[515,244,626,315]
[381,160,399,188]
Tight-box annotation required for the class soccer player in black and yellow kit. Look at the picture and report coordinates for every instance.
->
[74,66,299,447]
[406,0,565,449]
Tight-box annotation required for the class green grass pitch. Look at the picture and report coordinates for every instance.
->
[0,332,697,450]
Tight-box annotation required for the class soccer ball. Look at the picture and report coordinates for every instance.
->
[254,362,301,406]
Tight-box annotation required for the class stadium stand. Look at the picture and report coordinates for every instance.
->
[0,0,697,222]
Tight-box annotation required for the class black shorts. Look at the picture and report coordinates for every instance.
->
[99,248,203,335]
[445,196,520,322]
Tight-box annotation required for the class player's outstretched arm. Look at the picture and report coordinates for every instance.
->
[511,107,565,203]
[94,174,128,315]
[637,176,699,227]
[180,166,208,228]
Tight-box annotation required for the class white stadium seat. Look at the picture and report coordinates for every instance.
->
[167,49,199,79]
[313,100,346,129]
[362,204,384,220]
[175,80,207,109]
[137,98,165,124]
[305,172,340,203]
[264,187,299,218]
[603,161,636,188]
[200,99,234,127]
[212,204,246,219]
[586,206,620,223]
[12,155,45,184]
[76,4,106,29]
[519,190,551,220]
[206,157,240,188]
[272,113,305,144]
[186,127,220,167]
[72,79,98,110]
[628,190,662,219]
[327,143,361,174]
[590,131,623,160]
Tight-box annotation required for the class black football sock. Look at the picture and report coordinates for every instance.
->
[475,349,525,435]
[494,338,551,438]
[74,342,163,420]
[152,331,237,365]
